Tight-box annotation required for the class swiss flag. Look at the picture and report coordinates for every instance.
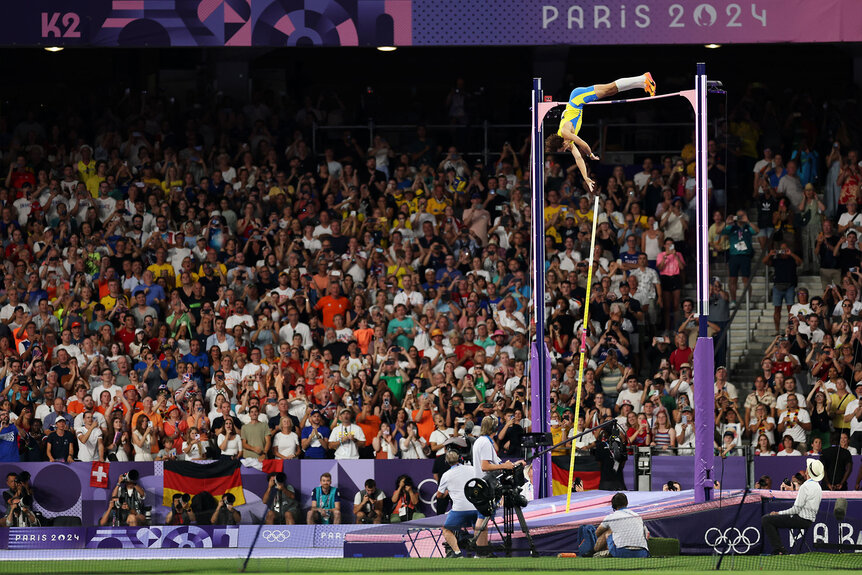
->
[90,461,110,489]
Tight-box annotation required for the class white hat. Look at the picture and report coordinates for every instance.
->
[806,458,824,482]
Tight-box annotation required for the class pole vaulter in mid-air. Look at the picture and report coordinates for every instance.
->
[544,73,656,192]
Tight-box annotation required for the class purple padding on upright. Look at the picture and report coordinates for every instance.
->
[530,341,552,495]
[693,337,715,502]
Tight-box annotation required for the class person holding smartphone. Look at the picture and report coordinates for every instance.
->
[131,415,154,462]
[675,406,696,452]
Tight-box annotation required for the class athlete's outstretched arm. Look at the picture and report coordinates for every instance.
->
[573,134,599,161]
[568,143,594,193]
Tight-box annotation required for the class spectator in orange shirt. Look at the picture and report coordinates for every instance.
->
[66,384,89,415]
[353,316,375,355]
[412,394,436,441]
[118,385,144,417]
[315,283,351,329]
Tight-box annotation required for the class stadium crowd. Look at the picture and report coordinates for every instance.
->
[0,85,859,501]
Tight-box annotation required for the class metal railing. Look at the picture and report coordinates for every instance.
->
[631,444,757,490]
[310,119,712,167]
[717,259,761,369]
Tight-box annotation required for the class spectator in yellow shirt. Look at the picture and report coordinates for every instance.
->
[100,279,129,313]
[147,248,175,285]
[426,184,451,220]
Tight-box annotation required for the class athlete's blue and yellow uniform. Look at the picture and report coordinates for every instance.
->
[557,86,599,138]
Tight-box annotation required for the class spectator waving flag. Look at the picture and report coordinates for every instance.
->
[163,459,245,507]
[90,461,110,489]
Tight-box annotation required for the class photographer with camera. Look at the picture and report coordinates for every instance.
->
[390,474,419,522]
[1,471,36,527]
[211,492,241,525]
[99,470,146,526]
[264,472,299,525]
[166,493,196,525]
[353,478,385,524]
[4,491,38,527]
[764,241,803,334]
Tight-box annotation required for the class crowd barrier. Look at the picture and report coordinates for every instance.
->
[648,493,862,554]
[1,455,859,551]
[0,524,366,550]
[0,460,436,527]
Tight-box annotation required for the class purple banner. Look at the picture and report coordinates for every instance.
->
[647,455,746,491]
[754,455,862,487]
[85,525,238,548]
[7,527,86,549]
[1,0,861,47]
[648,496,862,554]
[238,524,366,548]
[0,459,437,529]
[0,0,412,47]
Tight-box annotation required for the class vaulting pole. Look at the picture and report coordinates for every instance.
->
[566,195,599,512]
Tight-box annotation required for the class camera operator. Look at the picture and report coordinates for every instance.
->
[211,492,241,525]
[436,450,477,557]
[353,478,385,524]
[470,416,525,550]
[264,472,299,525]
[592,426,627,491]
[472,416,525,479]
[99,471,146,526]
[166,493,196,525]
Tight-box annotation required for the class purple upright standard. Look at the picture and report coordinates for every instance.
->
[692,63,715,502]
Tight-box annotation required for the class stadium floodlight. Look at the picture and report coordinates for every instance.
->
[376,46,397,52]
[44,46,64,52]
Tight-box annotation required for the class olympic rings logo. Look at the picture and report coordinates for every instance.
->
[261,529,291,542]
[704,527,760,554]
[417,478,439,506]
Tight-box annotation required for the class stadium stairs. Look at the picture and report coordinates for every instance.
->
[680,208,821,400]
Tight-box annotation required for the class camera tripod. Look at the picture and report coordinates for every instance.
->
[468,489,537,557]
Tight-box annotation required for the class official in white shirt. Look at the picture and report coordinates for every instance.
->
[761,458,824,554]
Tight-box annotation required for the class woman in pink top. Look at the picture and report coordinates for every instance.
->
[657,238,685,330]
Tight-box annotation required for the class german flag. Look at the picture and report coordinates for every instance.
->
[551,455,601,495]
[163,460,245,506]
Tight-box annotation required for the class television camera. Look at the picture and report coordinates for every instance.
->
[464,461,536,557]
[460,419,625,557]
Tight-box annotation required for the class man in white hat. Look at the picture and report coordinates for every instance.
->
[760,458,824,554]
